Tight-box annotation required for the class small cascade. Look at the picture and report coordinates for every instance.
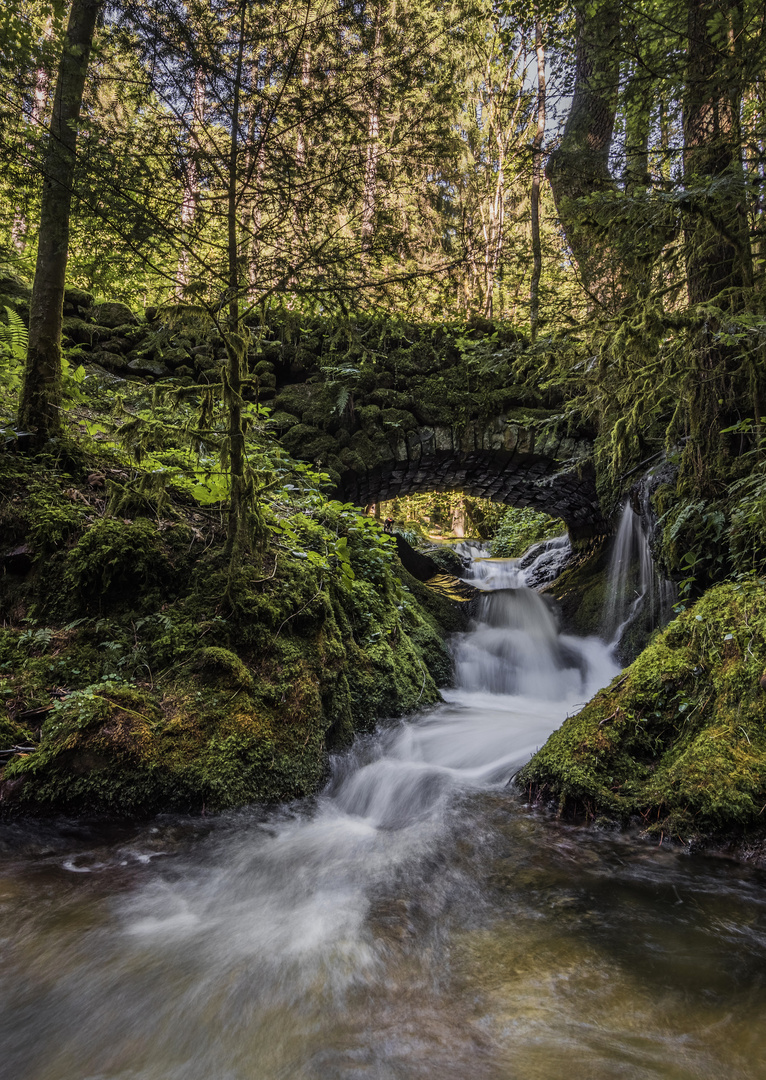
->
[604,494,675,654]
[457,533,572,592]
[459,543,523,591]
[453,539,615,700]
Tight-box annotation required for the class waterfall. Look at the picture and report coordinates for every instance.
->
[453,535,612,700]
[604,499,675,652]
[457,533,572,592]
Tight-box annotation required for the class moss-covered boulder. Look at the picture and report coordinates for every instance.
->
[0,452,463,818]
[543,537,611,637]
[63,287,95,312]
[91,301,136,328]
[519,579,766,840]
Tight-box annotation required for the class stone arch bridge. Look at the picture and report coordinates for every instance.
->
[270,382,604,540]
[43,294,604,536]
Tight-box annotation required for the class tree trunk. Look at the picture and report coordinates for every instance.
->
[295,48,311,169]
[530,9,546,341]
[361,106,381,249]
[177,66,206,293]
[682,0,753,473]
[361,13,382,253]
[623,65,651,196]
[683,0,749,306]
[18,0,102,439]
[12,16,55,253]
[224,1,248,566]
[544,0,621,307]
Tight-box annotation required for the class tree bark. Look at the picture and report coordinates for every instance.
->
[12,16,55,253]
[623,65,651,196]
[224,1,248,565]
[682,0,753,473]
[683,0,749,305]
[177,66,206,293]
[18,0,102,439]
[361,11,382,253]
[544,0,621,306]
[530,9,546,341]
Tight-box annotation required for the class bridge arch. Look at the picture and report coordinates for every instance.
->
[274,399,605,538]
[336,416,604,539]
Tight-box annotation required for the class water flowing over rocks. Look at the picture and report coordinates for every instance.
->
[3,544,766,1079]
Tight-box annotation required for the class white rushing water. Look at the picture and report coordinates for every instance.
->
[603,502,675,647]
[97,542,619,1056]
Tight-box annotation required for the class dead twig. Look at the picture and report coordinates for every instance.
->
[273,584,324,642]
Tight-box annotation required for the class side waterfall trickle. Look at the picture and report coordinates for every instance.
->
[603,494,675,654]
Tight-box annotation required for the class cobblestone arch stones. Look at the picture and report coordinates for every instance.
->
[277,404,605,540]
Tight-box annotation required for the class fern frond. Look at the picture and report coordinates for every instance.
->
[1,306,27,362]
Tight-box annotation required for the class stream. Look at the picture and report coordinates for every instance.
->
[2,543,766,1080]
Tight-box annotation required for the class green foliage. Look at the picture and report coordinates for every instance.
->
[0,304,25,402]
[660,498,728,600]
[490,506,565,558]
[25,485,85,553]
[61,518,171,614]
[0,410,465,816]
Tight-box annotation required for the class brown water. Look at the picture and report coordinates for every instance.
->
[2,556,765,1080]
[2,802,766,1080]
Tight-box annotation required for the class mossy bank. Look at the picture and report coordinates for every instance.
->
[519,579,766,844]
[0,450,463,818]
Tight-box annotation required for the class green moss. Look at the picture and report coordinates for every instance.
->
[0,523,460,817]
[519,579,766,839]
[195,647,254,690]
[26,485,86,553]
[0,716,34,749]
[64,287,95,309]
[544,538,611,637]
[60,517,171,615]
[0,377,475,818]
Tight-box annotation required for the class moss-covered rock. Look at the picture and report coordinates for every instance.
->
[0,450,467,818]
[64,287,95,310]
[60,517,173,615]
[543,537,611,637]
[519,579,766,840]
[90,302,136,328]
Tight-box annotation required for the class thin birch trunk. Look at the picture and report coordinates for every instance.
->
[530,12,546,340]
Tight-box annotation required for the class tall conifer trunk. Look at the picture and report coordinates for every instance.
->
[544,0,620,307]
[177,66,206,293]
[224,1,248,565]
[683,0,748,305]
[12,15,54,253]
[18,0,103,439]
[361,10,382,254]
[682,0,753,471]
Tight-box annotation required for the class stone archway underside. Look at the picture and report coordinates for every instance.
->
[335,421,606,539]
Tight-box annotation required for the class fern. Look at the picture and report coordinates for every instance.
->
[0,305,26,404]
[0,305,27,362]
